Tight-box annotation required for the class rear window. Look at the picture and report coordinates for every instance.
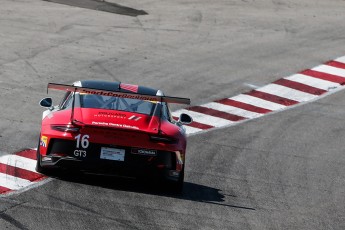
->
[80,94,156,116]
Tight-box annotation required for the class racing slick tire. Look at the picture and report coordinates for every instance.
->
[35,139,51,175]
[167,167,185,194]
[36,147,46,174]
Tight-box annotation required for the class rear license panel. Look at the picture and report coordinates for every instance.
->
[100,147,125,161]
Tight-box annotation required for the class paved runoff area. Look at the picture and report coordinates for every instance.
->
[176,56,345,135]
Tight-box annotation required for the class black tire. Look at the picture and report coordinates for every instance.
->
[168,167,184,194]
[36,148,43,173]
[35,141,49,175]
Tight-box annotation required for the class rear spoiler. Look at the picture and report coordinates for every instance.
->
[48,83,191,105]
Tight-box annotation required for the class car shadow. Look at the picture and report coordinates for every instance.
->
[50,171,255,211]
[43,0,148,16]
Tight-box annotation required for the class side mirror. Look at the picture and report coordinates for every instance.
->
[39,98,53,108]
[178,113,193,125]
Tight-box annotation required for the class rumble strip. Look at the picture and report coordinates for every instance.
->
[173,56,345,135]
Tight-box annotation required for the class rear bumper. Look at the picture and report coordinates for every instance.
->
[40,138,183,181]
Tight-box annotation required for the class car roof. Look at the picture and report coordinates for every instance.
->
[75,80,163,96]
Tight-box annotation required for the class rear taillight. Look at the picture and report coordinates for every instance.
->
[150,135,178,144]
[51,125,80,133]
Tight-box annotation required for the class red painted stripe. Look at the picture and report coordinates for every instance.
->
[186,106,246,121]
[215,98,272,114]
[0,163,45,182]
[0,186,11,194]
[301,69,345,84]
[15,149,37,160]
[274,79,327,95]
[326,61,345,69]
[120,83,139,93]
[245,90,299,106]
[173,116,214,130]
[187,121,214,130]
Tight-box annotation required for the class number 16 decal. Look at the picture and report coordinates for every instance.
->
[75,134,90,149]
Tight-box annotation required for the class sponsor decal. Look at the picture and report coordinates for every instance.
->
[128,115,141,121]
[131,148,157,156]
[40,136,48,147]
[94,112,126,119]
[80,89,155,101]
[91,121,139,130]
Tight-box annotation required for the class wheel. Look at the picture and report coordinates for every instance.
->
[36,146,45,174]
[35,141,49,174]
[167,167,184,194]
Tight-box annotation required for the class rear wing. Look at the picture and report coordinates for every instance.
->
[47,83,191,105]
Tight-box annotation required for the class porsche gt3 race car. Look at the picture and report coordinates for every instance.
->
[36,80,192,192]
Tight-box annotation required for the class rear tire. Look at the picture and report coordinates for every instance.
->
[35,142,49,174]
[168,168,184,195]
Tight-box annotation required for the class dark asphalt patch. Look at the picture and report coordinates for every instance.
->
[0,212,30,230]
[43,0,148,17]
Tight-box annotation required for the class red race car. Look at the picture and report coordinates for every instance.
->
[36,80,192,192]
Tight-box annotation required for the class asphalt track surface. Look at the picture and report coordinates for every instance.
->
[1,0,345,229]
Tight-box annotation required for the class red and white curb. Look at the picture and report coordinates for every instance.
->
[2,56,345,196]
[174,56,345,135]
[0,149,49,196]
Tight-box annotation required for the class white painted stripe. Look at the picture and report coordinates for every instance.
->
[285,74,340,91]
[257,84,318,102]
[0,155,37,173]
[335,56,345,64]
[172,110,234,127]
[312,65,345,78]
[184,126,202,135]
[0,172,32,190]
[201,102,262,119]
[230,94,286,111]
